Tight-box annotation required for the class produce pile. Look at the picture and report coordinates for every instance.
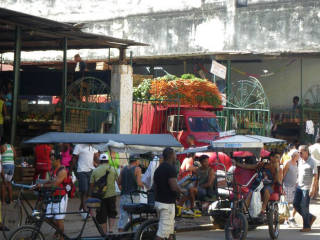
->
[133,74,222,107]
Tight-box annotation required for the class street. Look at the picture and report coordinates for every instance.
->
[2,195,320,240]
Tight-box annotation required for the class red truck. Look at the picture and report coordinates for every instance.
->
[132,101,233,171]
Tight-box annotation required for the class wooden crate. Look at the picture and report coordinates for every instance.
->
[308,110,320,123]
[13,166,35,182]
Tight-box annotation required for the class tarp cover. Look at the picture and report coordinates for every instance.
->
[23,132,184,154]
[180,135,285,158]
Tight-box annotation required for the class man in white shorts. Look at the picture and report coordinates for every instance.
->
[33,154,68,240]
[153,148,186,240]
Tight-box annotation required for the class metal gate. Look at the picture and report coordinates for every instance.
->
[302,85,320,143]
[65,77,117,133]
[218,77,270,136]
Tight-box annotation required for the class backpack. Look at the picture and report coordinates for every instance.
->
[90,166,111,199]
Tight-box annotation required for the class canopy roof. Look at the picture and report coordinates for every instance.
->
[23,132,184,154]
[0,8,148,52]
[180,135,286,158]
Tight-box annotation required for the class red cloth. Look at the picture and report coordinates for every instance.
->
[51,167,67,196]
[34,144,52,171]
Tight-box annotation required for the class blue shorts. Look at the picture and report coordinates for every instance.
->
[77,171,92,192]
[250,185,274,195]
[3,165,15,181]
[261,185,274,195]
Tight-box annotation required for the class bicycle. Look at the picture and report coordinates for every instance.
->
[8,188,135,240]
[2,181,54,240]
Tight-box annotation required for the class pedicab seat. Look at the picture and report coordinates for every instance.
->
[85,198,101,209]
[123,203,156,214]
[123,189,157,214]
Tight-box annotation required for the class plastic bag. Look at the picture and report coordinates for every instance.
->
[278,195,290,220]
[249,181,263,217]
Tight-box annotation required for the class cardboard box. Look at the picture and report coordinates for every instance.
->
[96,62,109,70]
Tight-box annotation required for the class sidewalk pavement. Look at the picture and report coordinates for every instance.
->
[2,196,320,239]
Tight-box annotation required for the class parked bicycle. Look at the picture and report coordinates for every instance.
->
[2,181,54,239]
[9,187,135,240]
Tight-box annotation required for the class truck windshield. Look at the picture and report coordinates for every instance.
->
[187,117,221,132]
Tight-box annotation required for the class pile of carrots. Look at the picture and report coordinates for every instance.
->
[149,79,222,107]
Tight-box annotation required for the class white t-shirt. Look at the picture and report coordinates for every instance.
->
[73,144,98,172]
[309,143,320,166]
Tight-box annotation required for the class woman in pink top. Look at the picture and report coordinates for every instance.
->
[60,143,73,171]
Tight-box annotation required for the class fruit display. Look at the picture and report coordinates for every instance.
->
[133,74,222,108]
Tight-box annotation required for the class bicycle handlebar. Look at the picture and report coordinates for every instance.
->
[239,173,258,187]
[12,181,65,192]
[12,181,36,189]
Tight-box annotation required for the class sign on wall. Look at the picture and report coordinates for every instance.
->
[210,60,227,80]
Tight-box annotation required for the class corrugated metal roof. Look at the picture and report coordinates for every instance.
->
[0,7,148,53]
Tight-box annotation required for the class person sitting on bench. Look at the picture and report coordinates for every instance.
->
[178,155,215,215]
[231,152,283,216]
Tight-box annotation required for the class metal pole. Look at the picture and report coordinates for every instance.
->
[300,59,303,142]
[130,51,133,67]
[11,27,22,146]
[62,37,67,132]
[226,60,231,130]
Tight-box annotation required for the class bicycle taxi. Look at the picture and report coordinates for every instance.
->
[177,135,286,240]
[5,132,184,240]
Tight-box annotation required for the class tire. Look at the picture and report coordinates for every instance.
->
[134,218,159,240]
[8,226,45,240]
[2,202,22,240]
[225,212,248,240]
[209,216,226,229]
[123,217,147,232]
[134,218,176,240]
[268,204,280,239]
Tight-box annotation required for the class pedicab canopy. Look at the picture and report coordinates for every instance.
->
[180,135,286,159]
[23,132,184,154]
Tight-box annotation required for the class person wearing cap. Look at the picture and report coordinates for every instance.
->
[90,154,119,234]
[117,153,144,232]
[70,131,99,219]
[309,137,320,198]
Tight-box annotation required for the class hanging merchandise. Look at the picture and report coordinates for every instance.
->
[306,120,314,135]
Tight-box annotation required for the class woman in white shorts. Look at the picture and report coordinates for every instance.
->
[283,149,299,226]
[1,141,17,204]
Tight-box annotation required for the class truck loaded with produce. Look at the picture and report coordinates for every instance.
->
[132,74,233,172]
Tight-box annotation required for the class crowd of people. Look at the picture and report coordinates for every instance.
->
[1,131,320,239]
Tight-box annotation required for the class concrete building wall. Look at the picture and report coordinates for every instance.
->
[1,0,320,59]
[1,0,320,110]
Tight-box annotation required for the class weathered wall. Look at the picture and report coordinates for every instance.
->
[2,0,320,60]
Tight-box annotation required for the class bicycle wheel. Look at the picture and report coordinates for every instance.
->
[268,204,280,239]
[8,226,45,240]
[35,202,54,235]
[225,212,248,240]
[2,201,22,240]
[134,218,159,240]
[123,217,147,232]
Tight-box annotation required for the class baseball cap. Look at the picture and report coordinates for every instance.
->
[99,154,109,161]
[129,153,140,161]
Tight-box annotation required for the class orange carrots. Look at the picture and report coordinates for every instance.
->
[149,79,222,107]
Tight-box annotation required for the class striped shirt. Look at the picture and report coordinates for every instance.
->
[298,156,318,190]
[2,144,14,165]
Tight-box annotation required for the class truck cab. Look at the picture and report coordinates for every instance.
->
[132,102,231,171]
